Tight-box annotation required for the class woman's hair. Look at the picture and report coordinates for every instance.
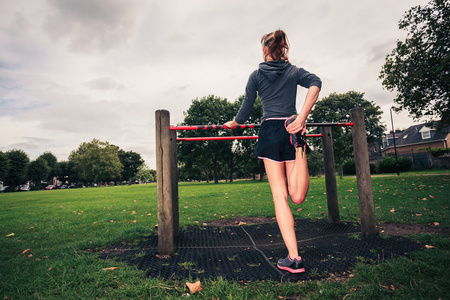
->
[261,30,289,61]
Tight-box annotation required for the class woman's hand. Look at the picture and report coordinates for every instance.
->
[224,119,239,129]
[286,116,306,135]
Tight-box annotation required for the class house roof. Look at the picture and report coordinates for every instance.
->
[384,122,448,150]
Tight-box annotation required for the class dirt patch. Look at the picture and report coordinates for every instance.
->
[206,217,449,237]
[377,222,449,237]
[206,216,276,227]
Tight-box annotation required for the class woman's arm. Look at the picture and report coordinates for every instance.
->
[286,85,320,134]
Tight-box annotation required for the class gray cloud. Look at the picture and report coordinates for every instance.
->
[0,0,430,167]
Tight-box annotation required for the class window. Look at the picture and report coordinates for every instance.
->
[421,131,431,139]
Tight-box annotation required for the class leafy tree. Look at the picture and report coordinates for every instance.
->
[308,91,386,178]
[177,95,235,183]
[379,0,450,130]
[38,152,59,182]
[5,149,30,189]
[28,158,50,188]
[135,164,156,183]
[230,95,264,181]
[69,139,123,184]
[118,150,144,183]
[0,151,10,183]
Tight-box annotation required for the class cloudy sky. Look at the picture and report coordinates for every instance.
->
[0,0,430,168]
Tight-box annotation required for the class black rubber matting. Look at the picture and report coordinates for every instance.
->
[98,219,423,282]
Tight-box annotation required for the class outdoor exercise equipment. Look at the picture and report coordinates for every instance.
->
[155,108,377,255]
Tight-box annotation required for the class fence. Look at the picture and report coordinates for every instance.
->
[155,108,376,255]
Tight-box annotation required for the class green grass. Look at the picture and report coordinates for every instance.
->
[0,173,449,299]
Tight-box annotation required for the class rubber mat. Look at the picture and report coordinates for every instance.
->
[98,219,423,282]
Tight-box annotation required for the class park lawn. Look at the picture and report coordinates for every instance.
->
[0,173,448,299]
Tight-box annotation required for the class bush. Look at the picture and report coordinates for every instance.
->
[398,156,413,172]
[343,158,377,175]
[342,158,356,175]
[431,147,450,157]
[377,156,412,173]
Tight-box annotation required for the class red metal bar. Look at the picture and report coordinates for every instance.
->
[170,123,353,130]
[177,134,322,141]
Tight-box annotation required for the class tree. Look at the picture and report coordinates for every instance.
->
[135,164,156,183]
[308,91,386,178]
[69,139,123,184]
[177,95,235,183]
[118,150,144,183]
[379,0,450,130]
[5,149,30,189]
[38,152,59,182]
[28,158,50,188]
[229,95,264,181]
[0,151,10,184]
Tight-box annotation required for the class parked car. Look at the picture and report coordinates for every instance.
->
[0,186,9,192]
[19,184,30,191]
[45,185,56,190]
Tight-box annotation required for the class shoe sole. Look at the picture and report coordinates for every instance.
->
[277,264,306,273]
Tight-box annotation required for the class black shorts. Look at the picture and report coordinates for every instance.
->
[254,119,296,163]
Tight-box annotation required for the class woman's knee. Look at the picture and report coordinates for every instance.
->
[289,189,307,204]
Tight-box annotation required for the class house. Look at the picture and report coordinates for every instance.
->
[381,122,449,168]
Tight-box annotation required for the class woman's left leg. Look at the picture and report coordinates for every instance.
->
[285,149,310,204]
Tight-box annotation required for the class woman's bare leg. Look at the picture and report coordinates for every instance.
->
[263,159,298,259]
[286,149,310,204]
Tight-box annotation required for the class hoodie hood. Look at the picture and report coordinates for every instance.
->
[258,60,290,82]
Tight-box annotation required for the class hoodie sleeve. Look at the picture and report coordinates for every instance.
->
[297,68,322,90]
[234,71,258,124]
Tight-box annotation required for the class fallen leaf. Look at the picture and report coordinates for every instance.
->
[421,198,427,201]
[186,281,202,294]
[425,245,436,249]
[202,223,208,226]
[433,222,440,226]
[103,267,119,271]
[238,222,246,226]
[297,208,302,211]
[415,214,422,216]
[429,195,435,199]
[390,208,395,213]
[132,220,137,223]
[5,233,15,237]
[22,249,30,254]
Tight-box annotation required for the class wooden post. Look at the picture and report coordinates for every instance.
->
[155,110,179,255]
[350,108,377,236]
[320,126,340,224]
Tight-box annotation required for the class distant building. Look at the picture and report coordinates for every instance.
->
[382,122,449,155]
[381,122,449,169]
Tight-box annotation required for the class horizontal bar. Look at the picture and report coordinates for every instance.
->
[177,134,323,141]
[170,123,353,130]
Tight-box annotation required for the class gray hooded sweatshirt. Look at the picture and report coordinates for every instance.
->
[234,60,322,124]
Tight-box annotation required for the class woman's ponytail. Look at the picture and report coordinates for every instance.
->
[261,29,289,61]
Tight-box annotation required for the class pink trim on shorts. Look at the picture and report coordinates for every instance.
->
[257,156,296,163]
[265,117,289,121]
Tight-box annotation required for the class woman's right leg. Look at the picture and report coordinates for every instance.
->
[263,159,298,259]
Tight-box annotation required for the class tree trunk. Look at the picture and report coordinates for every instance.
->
[338,158,344,180]
[213,156,218,184]
[259,160,265,181]
[229,159,234,183]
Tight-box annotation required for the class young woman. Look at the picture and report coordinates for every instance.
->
[224,30,321,273]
